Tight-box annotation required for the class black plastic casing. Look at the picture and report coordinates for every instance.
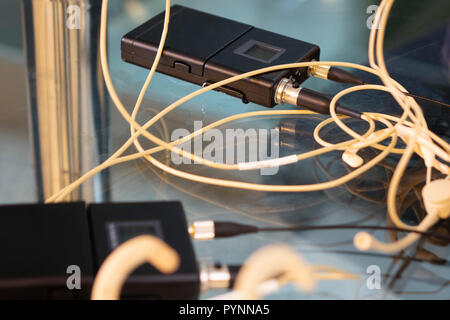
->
[0,201,199,300]
[89,201,200,300]
[121,5,320,107]
[0,202,93,299]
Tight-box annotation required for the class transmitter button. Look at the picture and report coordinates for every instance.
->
[203,81,249,104]
[173,61,191,73]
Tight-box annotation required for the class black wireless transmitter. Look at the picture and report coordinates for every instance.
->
[0,201,241,300]
[122,4,362,119]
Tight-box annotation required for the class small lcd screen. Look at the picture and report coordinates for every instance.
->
[244,43,280,62]
[106,221,164,250]
[234,40,286,63]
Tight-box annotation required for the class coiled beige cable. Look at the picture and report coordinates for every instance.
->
[91,235,179,300]
[46,0,450,258]
[233,244,358,299]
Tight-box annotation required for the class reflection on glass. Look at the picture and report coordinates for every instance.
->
[21,0,109,201]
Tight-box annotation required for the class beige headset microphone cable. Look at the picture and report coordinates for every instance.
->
[47,0,450,260]
[85,0,450,299]
[232,244,358,300]
[103,0,450,190]
[48,0,448,200]
[91,235,180,300]
[348,0,450,253]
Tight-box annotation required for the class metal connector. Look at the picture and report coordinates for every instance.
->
[274,78,302,105]
[275,77,363,119]
[188,220,215,240]
[199,263,231,293]
[308,64,330,80]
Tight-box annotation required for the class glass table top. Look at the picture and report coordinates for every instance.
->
[0,0,449,299]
